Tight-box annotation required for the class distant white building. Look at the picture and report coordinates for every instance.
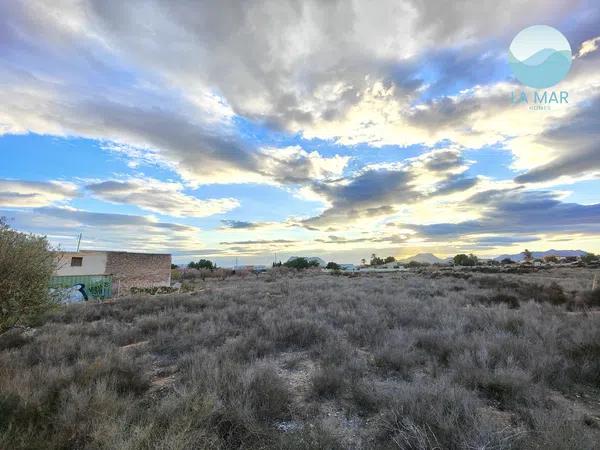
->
[356,264,407,273]
[379,261,405,269]
[235,264,267,272]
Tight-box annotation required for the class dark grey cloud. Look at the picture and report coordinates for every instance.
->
[433,175,479,196]
[413,188,600,239]
[0,63,345,186]
[409,0,569,44]
[1,0,571,135]
[301,169,418,228]
[313,170,416,208]
[0,206,204,253]
[422,149,464,172]
[407,96,482,131]
[300,155,480,229]
[35,207,194,232]
[471,235,540,247]
[0,179,78,207]
[220,220,263,230]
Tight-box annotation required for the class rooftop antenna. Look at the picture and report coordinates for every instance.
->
[76,232,82,252]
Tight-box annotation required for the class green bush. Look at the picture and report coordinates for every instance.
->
[188,259,215,270]
[0,220,57,332]
[283,257,320,269]
[453,253,478,266]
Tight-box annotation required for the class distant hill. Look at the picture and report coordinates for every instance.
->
[494,249,588,262]
[400,253,446,264]
[286,256,327,267]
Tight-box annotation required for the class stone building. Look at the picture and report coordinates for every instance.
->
[54,250,171,296]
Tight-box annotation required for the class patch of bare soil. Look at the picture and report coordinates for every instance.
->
[119,340,149,350]
[273,351,370,448]
[549,389,600,428]
[274,351,315,404]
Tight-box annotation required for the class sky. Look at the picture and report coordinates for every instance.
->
[1,0,600,266]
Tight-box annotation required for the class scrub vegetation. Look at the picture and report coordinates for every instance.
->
[0,219,56,333]
[1,269,599,449]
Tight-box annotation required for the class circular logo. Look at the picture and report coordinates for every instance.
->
[509,25,572,89]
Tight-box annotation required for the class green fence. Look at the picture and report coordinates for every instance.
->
[50,275,113,299]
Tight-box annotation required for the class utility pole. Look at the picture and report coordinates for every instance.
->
[76,232,82,252]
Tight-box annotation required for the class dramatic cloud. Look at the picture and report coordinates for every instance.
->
[220,220,263,230]
[302,168,417,228]
[86,178,239,217]
[422,149,465,172]
[45,0,568,129]
[514,94,600,184]
[2,206,205,252]
[472,235,540,247]
[414,188,600,238]
[1,1,599,259]
[0,179,78,207]
[300,148,479,229]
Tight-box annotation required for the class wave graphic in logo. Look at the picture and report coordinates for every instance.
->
[509,25,572,89]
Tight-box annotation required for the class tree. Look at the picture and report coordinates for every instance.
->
[0,219,57,332]
[325,262,340,270]
[522,249,533,263]
[283,257,320,270]
[360,258,366,266]
[171,263,179,269]
[384,256,396,264]
[188,259,215,270]
[543,255,558,263]
[370,254,385,266]
[581,253,598,264]
[453,253,477,266]
[501,258,515,265]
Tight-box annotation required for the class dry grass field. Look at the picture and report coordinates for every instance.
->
[1,269,600,449]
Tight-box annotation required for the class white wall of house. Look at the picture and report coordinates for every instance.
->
[55,251,108,276]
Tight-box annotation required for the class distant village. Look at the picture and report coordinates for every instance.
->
[48,247,599,303]
[181,249,600,274]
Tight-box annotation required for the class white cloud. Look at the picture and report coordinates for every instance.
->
[85,177,240,217]
[0,179,78,207]
[2,206,206,253]
[577,36,600,58]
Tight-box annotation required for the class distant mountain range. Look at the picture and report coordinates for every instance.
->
[493,249,588,262]
[398,250,589,265]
